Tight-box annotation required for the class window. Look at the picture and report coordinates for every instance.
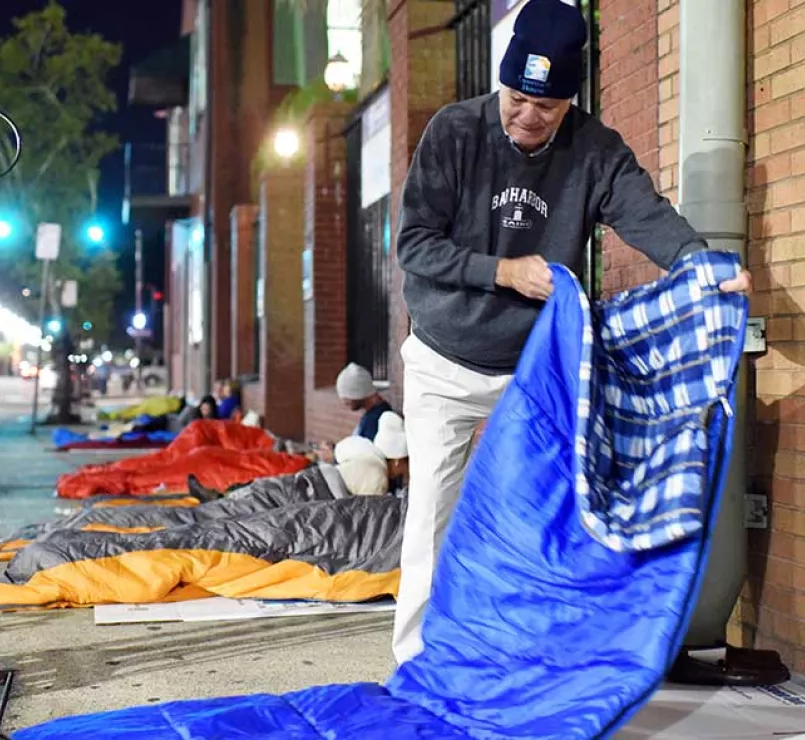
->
[188,0,208,136]
[327,0,362,87]
[188,222,205,346]
[253,216,263,375]
[345,103,391,384]
[454,0,491,101]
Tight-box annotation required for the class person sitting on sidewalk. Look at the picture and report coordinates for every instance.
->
[374,411,409,495]
[217,379,242,421]
[336,363,392,439]
[316,363,393,462]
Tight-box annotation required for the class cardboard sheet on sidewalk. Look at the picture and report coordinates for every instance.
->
[94,597,396,625]
[93,600,805,738]
[619,682,805,739]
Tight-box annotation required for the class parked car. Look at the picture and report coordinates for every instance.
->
[138,357,168,389]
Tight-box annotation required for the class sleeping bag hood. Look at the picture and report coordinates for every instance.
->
[13,251,748,739]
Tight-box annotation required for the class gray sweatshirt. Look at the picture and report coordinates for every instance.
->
[396,92,706,375]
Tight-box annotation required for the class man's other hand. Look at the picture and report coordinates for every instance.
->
[495,255,553,301]
[719,269,753,295]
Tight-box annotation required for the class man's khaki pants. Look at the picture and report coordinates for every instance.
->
[391,334,512,665]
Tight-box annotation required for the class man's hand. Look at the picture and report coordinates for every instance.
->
[495,255,553,300]
[719,269,753,295]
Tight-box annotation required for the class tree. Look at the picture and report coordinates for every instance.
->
[0,1,122,343]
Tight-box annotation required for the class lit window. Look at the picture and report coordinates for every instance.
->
[327,0,361,88]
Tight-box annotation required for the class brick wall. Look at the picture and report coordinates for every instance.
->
[209,0,234,385]
[387,0,457,410]
[230,204,257,378]
[600,0,805,671]
[208,0,294,387]
[259,165,305,441]
[599,0,662,297]
[736,0,805,672]
[303,102,360,443]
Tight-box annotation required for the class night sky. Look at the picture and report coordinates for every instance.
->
[1,0,182,343]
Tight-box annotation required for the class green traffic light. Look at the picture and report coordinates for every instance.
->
[87,224,104,244]
[82,321,93,331]
[0,220,12,239]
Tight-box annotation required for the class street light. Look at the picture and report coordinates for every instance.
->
[273,129,300,159]
[132,311,147,331]
[324,52,353,95]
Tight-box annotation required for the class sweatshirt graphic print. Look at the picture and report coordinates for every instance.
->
[396,92,706,375]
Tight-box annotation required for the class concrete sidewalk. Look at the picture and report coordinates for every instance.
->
[0,377,392,734]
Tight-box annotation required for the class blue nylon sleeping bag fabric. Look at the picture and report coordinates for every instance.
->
[14,250,748,740]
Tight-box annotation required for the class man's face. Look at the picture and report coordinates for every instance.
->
[499,86,572,151]
[343,398,363,412]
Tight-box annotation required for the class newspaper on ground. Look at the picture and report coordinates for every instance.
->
[619,681,805,739]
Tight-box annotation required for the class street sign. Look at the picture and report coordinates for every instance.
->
[61,280,78,308]
[127,327,153,339]
[35,223,61,261]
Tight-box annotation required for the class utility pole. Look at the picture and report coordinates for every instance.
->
[30,257,50,435]
[30,223,61,436]
[135,228,144,393]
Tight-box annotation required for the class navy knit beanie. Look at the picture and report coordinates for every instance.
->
[499,0,587,99]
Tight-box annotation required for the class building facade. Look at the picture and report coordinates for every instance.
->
[594,0,805,673]
[132,0,805,671]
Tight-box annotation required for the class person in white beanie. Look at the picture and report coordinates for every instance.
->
[337,457,390,497]
[374,411,409,494]
[334,362,393,442]
[334,435,387,468]
[333,435,389,497]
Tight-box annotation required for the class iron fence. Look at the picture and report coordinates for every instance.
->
[345,117,391,383]
[454,0,491,101]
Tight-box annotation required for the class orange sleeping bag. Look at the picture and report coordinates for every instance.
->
[56,420,310,499]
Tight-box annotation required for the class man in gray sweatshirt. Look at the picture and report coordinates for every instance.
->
[392,0,752,665]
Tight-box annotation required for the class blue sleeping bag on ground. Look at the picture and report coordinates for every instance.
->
[15,251,748,740]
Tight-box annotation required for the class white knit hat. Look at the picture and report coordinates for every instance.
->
[334,435,386,466]
[374,411,408,460]
[335,363,376,401]
[337,456,389,496]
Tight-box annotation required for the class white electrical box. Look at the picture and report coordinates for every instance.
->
[744,317,766,354]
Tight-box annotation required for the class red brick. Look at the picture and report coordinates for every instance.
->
[230,205,258,378]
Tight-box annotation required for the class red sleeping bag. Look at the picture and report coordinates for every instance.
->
[56,420,310,499]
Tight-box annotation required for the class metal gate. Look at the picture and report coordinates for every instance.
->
[345,116,391,382]
[453,0,491,101]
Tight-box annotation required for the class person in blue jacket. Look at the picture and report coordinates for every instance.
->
[335,362,392,440]
[391,0,753,665]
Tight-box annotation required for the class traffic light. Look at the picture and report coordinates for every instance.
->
[46,318,62,334]
[0,219,12,240]
[82,321,93,331]
[86,223,105,244]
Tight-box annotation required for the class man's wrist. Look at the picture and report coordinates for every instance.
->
[495,258,511,288]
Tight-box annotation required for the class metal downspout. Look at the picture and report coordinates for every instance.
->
[677,0,748,648]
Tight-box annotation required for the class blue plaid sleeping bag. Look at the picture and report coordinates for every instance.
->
[14,250,748,740]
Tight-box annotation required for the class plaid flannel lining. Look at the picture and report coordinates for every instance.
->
[571,251,746,552]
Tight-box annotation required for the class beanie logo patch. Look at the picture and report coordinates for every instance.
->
[523,54,551,83]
